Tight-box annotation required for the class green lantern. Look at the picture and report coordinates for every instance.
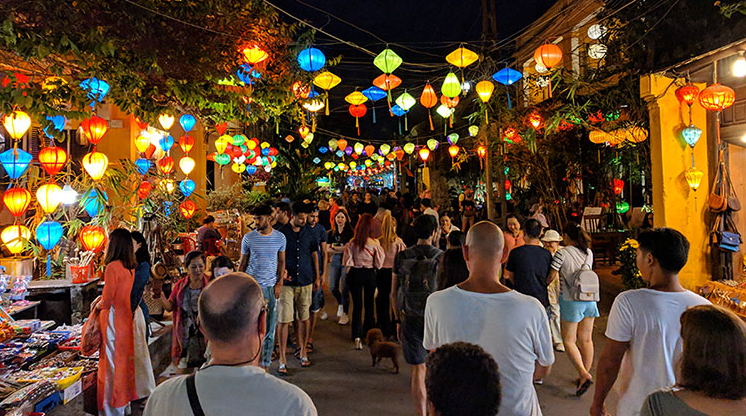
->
[379,143,391,155]
[616,201,630,214]
[328,138,338,151]
[403,143,416,154]
[232,134,247,146]
[468,125,479,136]
[441,72,461,98]
[436,104,454,119]
[374,49,403,74]
[395,91,417,111]
[354,142,364,155]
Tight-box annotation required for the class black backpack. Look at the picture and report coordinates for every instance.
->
[397,246,442,318]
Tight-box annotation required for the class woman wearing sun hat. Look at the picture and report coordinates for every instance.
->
[541,229,564,352]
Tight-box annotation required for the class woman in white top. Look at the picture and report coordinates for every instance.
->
[548,222,598,396]
[377,212,406,339]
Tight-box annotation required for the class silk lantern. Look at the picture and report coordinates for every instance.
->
[493,68,523,108]
[2,225,30,254]
[80,225,106,252]
[36,183,62,213]
[379,144,391,156]
[365,145,375,157]
[374,48,403,74]
[441,72,461,98]
[180,178,196,197]
[80,116,108,146]
[82,151,108,180]
[298,47,326,72]
[180,200,197,219]
[534,44,563,68]
[362,86,387,123]
[682,125,702,148]
[447,133,459,145]
[448,145,460,158]
[612,179,624,195]
[138,181,152,199]
[2,111,31,140]
[675,83,700,106]
[477,144,487,159]
[468,125,479,137]
[158,156,175,174]
[179,114,196,132]
[313,71,342,115]
[427,138,439,151]
[79,77,109,105]
[179,157,196,175]
[59,184,78,205]
[159,134,174,153]
[241,45,268,64]
[82,189,107,217]
[179,135,195,153]
[446,46,479,88]
[685,167,704,191]
[345,91,369,106]
[3,187,31,217]
[420,82,438,130]
[354,142,365,156]
[38,146,67,176]
[475,80,495,122]
[337,139,348,153]
[698,83,736,112]
[395,91,417,129]
[36,220,63,276]
[528,113,543,130]
[349,105,367,135]
[215,135,231,154]
[231,163,246,174]
[135,158,151,175]
[418,147,431,162]
[135,135,150,153]
[158,114,175,130]
[328,138,338,151]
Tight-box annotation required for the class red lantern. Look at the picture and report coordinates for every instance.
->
[505,180,511,191]
[698,83,736,112]
[180,200,197,219]
[80,115,108,145]
[349,104,368,136]
[477,145,487,159]
[38,146,68,176]
[441,95,459,109]
[158,156,175,174]
[134,116,149,130]
[504,127,518,141]
[144,144,157,159]
[298,125,310,139]
[3,187,32,217]
[215,122,228,135]
[612,179,624,195]
[291,81,311,99]
[528,113,543,130]
[394,148,405,160]
[675,83,700,106]
[80,225,106,252]
[178,135,195,153]
[418,147,430,162]
[534,44,563,68]
[138,181,152,199]
[232,146,243,158]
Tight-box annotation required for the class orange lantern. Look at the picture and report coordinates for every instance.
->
[298,125,310,139]
[138,181,151,199]
[364,144,375,157]
[241,45,268,65]
[373,74,402,92]
[3,187,31,217]
[2,225,30,254]
[441,95,459,108]
[158,156,175,174]
[675,83,700,106]
[291,81,310,99]
[178,135,195,153]
[80,225,106,252]
[285,135,295,143]
[534,44,563,68]
[349,104,367,136]
[448,145,460,158]
[82,151,108,180]
[418,147,430,162]
[477,144,487,159]
[420,82,438,130]
[394,147,405,160]
[528,113,543,130]
[80,115,108,146]
[38,146,67,176]
[337,139,348,152]
[698,83,736,112]
[180,200,197,219]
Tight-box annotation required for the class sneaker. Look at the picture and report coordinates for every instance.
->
[336,305,343,318]
[354,338,363,350]
[320,311,328,320]
[338,313,349,325]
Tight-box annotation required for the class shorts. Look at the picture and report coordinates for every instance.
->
[401,316,427,365]
[558,298,600,323]
[278,284,312,323]
[311,288,325,313]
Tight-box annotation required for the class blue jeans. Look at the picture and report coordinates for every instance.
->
[260,285,278,367]
[328,258,349,313]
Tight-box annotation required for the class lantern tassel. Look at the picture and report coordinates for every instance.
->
[428,111,434,130]
[398,119,402,135]
[372,104,377,124]
[325,95,330,116]
[312,117,317,133]
[275,120,279,135]
[485,108,489,124]
[449,114,453,128]
[47,253,51,277]
[548,79,553,98]
[356,116,360,136]
[405,114,408,131]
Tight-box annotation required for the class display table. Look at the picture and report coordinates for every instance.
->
[5,300,41,319]
[26,279,100,325]
[699,280,746,319]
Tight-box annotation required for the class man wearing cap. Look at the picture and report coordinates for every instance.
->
[541,229,564,352]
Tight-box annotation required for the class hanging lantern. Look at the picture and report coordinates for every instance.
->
[345,91,369,106]
[528,112,543,130]
[298,47,326,72]
[36,220,63,276]
[179,199,197,219]
[158,134,174,153]
[419,147,431,162]
[379,143,391,156]
[80,225,106,252]
[420,82,438,130]
[180,178,196,197]
[80,115,109,146]
[493,68,523,85]
[468,125,479,137]
[534,44,563,68]
[328,139,338,151]
[698,83,736,112]
[589,130,612,144]
[447,133,459,145]
[427,139,439,151]
[160,179,176,194]
[178,135,195,153]
[337,139,348,152]
[354,142,365,155]
[612,179,624,195]
[475,80,494,103]
[158,156,175,174]
[675,83,700,106]
[394,147,405,160]
[302,98,324,112]
[685,167,704,191]
[38,146,67,176]
[3,187,32,217]
[2,111,31,140]
[441,95,460,109]
[362,86,388,124]
[241,45,268,64]
[588,44,607,60]
[395,92,417,111]
[587,24,607,40]
[349,105,367,136]
[82,189,107,217]
[79,77,110,105]
[2,225,30,254]
[446,46,478,68]
[59,184,78,205]
[285,135,295,143]
[158,114,175,130]
[0,148,32,179]
[313,71,342,115]
[135,135,150,153]
[292,81,311,99]
[138,181,152,199]
[374,48,403,74]
[403,143,416,154]
[365,145,376,157]
[179,114,196,132]
[135,158,151,175]
[231,162,246,174]
[372,74,402,93]
[448,145,460,158]
[616,201,630,214]
[36,183,62,213]
[295,124,309,140]
[179,157,196,175]
[477,144,487,159]
[215,135,231,154]
[436,105,454,119]
[82,151,108,180]
[441,72,461,98]
[681,125,702,148]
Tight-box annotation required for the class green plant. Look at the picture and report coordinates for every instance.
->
[206,182,270,212]
[618,238,646,290]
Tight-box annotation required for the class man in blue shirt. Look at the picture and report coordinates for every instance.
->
[239,204,286,370]
[307,205,328,352]
[277,202,319,374]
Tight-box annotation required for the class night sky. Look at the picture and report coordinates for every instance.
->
[277,0,558,140]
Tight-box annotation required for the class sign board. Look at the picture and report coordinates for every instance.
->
[583,207,603,216]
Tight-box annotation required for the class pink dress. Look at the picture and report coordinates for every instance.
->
[501,232,525,264]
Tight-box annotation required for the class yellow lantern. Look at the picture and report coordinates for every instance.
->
[82,151,109,180]
[179,157,196,175]
[231,163,246,174]
[36,183,62,213]
[625,126,649,143]
[445,46,479,69]
[2,110,31,140]
[475,81,494,103]
[302,99,325,112]
[354,142,364,155]
[158,114,175,130]
[403,143,416,154]
[1,225,30,254]
[380,144,391,155]
[135,135,150,153]
[241,45,268,65]
[160,179,176,194]
[589,130,612,144]
[685,167,704,191]
[215,135,231,154]
[345,91,368,106]
[313,72,342,115]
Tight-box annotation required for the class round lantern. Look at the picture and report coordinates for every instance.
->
[681,125,702,148]
[587,24,607,40]
[427,139,439,151]
[38,146,67,176]
[448,145,460,158]
[80,225,106,252]
[158,156,175,174]
[475,81,494,103]
[612,179,624,195]
[418,147,431,162]
[468,125,479,137]
[81,116,109,145]
[178,135,195,153]
[403,143,416,154]
[3,187,32,217]
[36,183,62,213]
[588,44,607,60]
[180,200,197,219]
[135,135,150,153]
[158,114,175,130]
[138,181,152,199]
[297,47,326,72]
[180,179,196,197]
[675,83,700,106]
[2,225,30,254]
[364,145,375,157]
[59,184,78,205]
[534,44,563,68]
[698,83,736,112]
[685,167,704,191]
[179,114,196,132]
[2,111,31,140]
[179,157,196,175]
[379,144,391,155]
[82,151,109,180]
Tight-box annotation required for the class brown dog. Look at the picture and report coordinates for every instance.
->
[365,328,400,374]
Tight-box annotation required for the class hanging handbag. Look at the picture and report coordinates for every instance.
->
[712,214,742,252]
[709,162,727,213]
[725,167,741,212]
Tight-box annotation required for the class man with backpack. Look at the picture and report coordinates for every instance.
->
[392,214,443,416]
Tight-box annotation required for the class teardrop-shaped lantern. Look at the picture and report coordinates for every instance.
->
[178,135,195,154]
[179,114,196,132]
[419,147,431,162]
[403,143,416,154]
[441,73,461,98]
[3,187,32,217]
[2,225,30,254]
[180,178,196,197]
[82,189,107,217]
[135,158,151,175]
[135,135,150,153]
[159,134,175,152]
[158,114,175,130]
[427,139,439,151]
[38,146,68,176]
[179,157,196,175]
[180,200,197,219]
[80,225,106,252]
[364,145,376,157]
[82,151,109,180]
[36,183,62,213]
[158,156,175,174]
[448,145,461,158]
[2,111,31,140]
[138,181,152,199]
[681,125,703,148]
[36,221,63,250]
[475,81,494,103]
[354,142,365,155]
[215,135,231,154]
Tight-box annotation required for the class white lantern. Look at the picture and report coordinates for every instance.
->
[535,63,548,74]
[588,44,608,60]
[587,24,607,40]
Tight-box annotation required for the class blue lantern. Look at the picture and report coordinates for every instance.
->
[79,77,110,106]
[236,64,262,85]
[362,86,387,123]
[261,148,270,157]
[390,105,407,117]
[246,165,257,175]
[135,158,151,175]
[313,157,322,164]
[83,190,107,217]
[159,135,174,152]
[492,68,523,85]
[297,47,326,72]
[179,114,196,132]
[44,115,67,138]
[336,150,345,158]
[180,179,196,198]
[36,221,64,277]
[319,146,328,154]
[681,125,702,148]
[0,148,32,179]
[308,90,320,98]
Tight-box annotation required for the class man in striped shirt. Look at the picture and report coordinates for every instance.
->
[239,204,287,370]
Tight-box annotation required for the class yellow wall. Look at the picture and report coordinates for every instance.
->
[641,74,711,289]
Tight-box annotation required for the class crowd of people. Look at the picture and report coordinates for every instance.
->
[89,186,746,416]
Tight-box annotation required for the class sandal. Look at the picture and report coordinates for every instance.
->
[277,364,288,376]
[306,342,314,353]
[300,357,312,367]
[576,379,593,397]
[293,348,301,359]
